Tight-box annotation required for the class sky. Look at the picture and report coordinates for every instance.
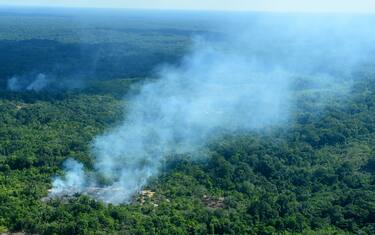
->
[0,0,374,13]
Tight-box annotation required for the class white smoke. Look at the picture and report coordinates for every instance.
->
[50,38,292,203]
[26,73,50,91]
[7,73,51,92]
[50,14,375,204]
[7,76,23,92]
[51,159,87,195]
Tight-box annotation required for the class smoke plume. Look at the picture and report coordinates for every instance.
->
[50,14,375,204]
[7,73,85,92]
[7,73,51,92]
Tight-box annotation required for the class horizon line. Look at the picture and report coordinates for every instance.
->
[0,4,375,15]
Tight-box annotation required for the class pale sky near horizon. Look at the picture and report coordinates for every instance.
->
[0,0,374,13]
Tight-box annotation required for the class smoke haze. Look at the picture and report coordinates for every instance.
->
[7,73,51,92]
[50,13,375,204]
[7,73,86,92]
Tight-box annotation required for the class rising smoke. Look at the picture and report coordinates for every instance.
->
[7,73,86,92]
[50,13,375,204]
[7,73,51,92]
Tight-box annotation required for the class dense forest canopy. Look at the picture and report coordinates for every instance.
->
[0,8,226,83]
[0,7,374,235]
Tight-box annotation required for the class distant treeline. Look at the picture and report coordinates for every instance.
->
[0,39,185,87]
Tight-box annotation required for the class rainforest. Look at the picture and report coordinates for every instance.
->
[0,6,374,235]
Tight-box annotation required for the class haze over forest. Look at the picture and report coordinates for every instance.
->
[0,2,374,235]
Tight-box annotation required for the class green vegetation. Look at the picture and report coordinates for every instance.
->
[0,8,222,81]
[0,74,374,234]
[0,8,374,235]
